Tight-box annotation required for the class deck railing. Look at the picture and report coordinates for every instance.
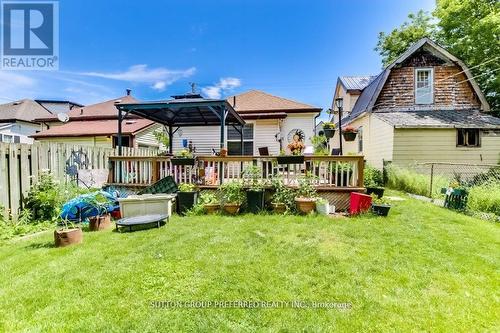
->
[108,155,364,188]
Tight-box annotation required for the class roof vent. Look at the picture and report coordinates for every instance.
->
[114,99,122,104]
[12,101,21,105]
[125,120,137,125]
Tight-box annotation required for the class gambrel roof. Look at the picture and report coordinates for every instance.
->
[346,38,490,124]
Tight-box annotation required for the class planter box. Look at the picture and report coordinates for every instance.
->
[246,190,265,213]
[277,155,304,165]
[323,128,336,139]
[117,194,175,218]
[54,228,82,247]
[89,214,112,231]
[342,132,357,142]
[177,191,198,215]
[171,158,195,166]
[372,204,391,216]
[366,187,385,198]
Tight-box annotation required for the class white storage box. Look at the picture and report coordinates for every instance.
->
[117,194,176,218]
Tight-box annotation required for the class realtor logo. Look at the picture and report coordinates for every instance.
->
[1,0,59,70]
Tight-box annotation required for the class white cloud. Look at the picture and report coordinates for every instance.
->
[82,64,196,91]
[0,71,37,101]
[202,77,241,99]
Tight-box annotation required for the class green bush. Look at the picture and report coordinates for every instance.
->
[467,181,500,216]
[364,164,384,187]
[385,165,448,198]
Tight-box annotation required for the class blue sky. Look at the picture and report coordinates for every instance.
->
[1,0,435,119]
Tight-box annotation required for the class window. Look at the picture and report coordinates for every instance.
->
[2,134,13,143]
[415,68,433,104]
[357,127,363,153]
[227,124,254,155]
[457,129,480,147]
[112,135,132,148]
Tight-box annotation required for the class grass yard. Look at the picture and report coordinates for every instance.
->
[0,191,499,332]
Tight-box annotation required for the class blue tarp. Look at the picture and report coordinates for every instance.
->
[60,191,118,221]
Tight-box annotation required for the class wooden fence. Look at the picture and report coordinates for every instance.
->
[0,142,157,221]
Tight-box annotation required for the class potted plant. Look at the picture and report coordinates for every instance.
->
[199,192,220,214]
[342,125,358,142]
[364,165,385,198]
[243,165,266,213]
[315,198,330,215]
[86,193,112,231]
[371,195,391,216]
[54,219,83,247]
[220,147,228,157]
[295,173,317,214]
[177,183,198,215]
[219,181,245,214]
[171,149,195,166]
[277,137,305,164]
[271,176,295,214]
[322,122,336,139]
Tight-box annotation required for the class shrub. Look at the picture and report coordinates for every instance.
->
[296,173,317,199]
[364,164,384,187]
[219,181,245,205]
[271,176,296,212]
[178,183,197,192]
[467,181,500,216]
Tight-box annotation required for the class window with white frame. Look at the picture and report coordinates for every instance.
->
[227,123,254,155]
[415,68,433,104]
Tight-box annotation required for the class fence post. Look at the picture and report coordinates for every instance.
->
[429,163,434,198]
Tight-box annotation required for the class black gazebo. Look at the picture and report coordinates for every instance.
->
[115,93,246,155]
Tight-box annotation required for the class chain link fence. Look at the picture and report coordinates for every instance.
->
[384,161,500,218]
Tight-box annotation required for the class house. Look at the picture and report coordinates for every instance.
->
[32,92,163,148]
[171,90,322,155]
[330,38,500,169]
[0,99,60,144]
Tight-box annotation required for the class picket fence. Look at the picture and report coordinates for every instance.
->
[0,142,157,221]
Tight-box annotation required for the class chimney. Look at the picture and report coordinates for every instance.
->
[126,89,131,96]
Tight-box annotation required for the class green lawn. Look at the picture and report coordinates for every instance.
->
[0,191,499,332]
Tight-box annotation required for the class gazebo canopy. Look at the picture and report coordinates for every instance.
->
[115,93,246,154]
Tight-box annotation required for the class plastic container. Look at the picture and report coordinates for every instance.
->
[349,192,372,215]
[117,194,175,218]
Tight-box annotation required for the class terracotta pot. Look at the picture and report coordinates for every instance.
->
[272,202,286,214]
[89,214,112,231]
[223,203,240,215]
[295,197,316,214]
[204,203,220,214]
[54,228,83,247]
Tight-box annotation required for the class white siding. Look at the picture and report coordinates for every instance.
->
[135,124,162,148]
[0,121,42,144]
[254,119,280,155]
[172,126,220,154]
[281,113,317,152]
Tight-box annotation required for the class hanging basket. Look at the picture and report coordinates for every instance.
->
[171,157,195,166]
[323,128,336,139]
[342,131,358,142]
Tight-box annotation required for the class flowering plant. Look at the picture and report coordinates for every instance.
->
[287,140,305,155]
[342,125,357,133]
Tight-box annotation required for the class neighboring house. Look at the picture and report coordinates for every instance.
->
[35,99,83,115]
[171,90,321,155]
[330,38,500,169]
[0,99,58,144]
[32,93,162,148]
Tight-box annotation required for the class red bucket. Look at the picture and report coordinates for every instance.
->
[349,192,372,215]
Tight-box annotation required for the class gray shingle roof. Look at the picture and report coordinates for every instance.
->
[374,110,500,129]
[0,99,54,123]
[339,76,376,91]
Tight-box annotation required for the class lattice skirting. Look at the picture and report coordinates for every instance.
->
[317,190,364,212]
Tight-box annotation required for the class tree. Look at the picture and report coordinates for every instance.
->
[375,1,500,114]
[375,10,437,67]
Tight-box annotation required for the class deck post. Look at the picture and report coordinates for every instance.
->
[219,106,226,184]
[117,107,123,156]
[168,125,173,154]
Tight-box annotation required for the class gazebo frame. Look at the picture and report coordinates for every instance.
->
[115,93,246,155]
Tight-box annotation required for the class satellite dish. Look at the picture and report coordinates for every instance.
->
[57,113,70,123]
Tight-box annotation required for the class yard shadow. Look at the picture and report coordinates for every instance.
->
[113,220,168,233]
[24,241,55,250]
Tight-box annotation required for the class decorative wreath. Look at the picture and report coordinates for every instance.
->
[287,129,305,143]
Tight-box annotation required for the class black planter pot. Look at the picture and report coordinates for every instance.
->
[342,132,357,142]
[171,158,195,166]
[335,170,353,186]
[372,204,391,216]
[246,190,265,213]
[177,191,198,215]
[323,128,336,139]
[277,155,305,165]
[366,187,385,198]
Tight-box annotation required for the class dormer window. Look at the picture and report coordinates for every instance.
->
[415,68,433,104]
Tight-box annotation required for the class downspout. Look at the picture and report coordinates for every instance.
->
[313,111,321,135]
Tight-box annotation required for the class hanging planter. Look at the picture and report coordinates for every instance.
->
[277,155,304,165]
[322,122,336,139]
[171,157,195,166]
[342,125,358,142]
